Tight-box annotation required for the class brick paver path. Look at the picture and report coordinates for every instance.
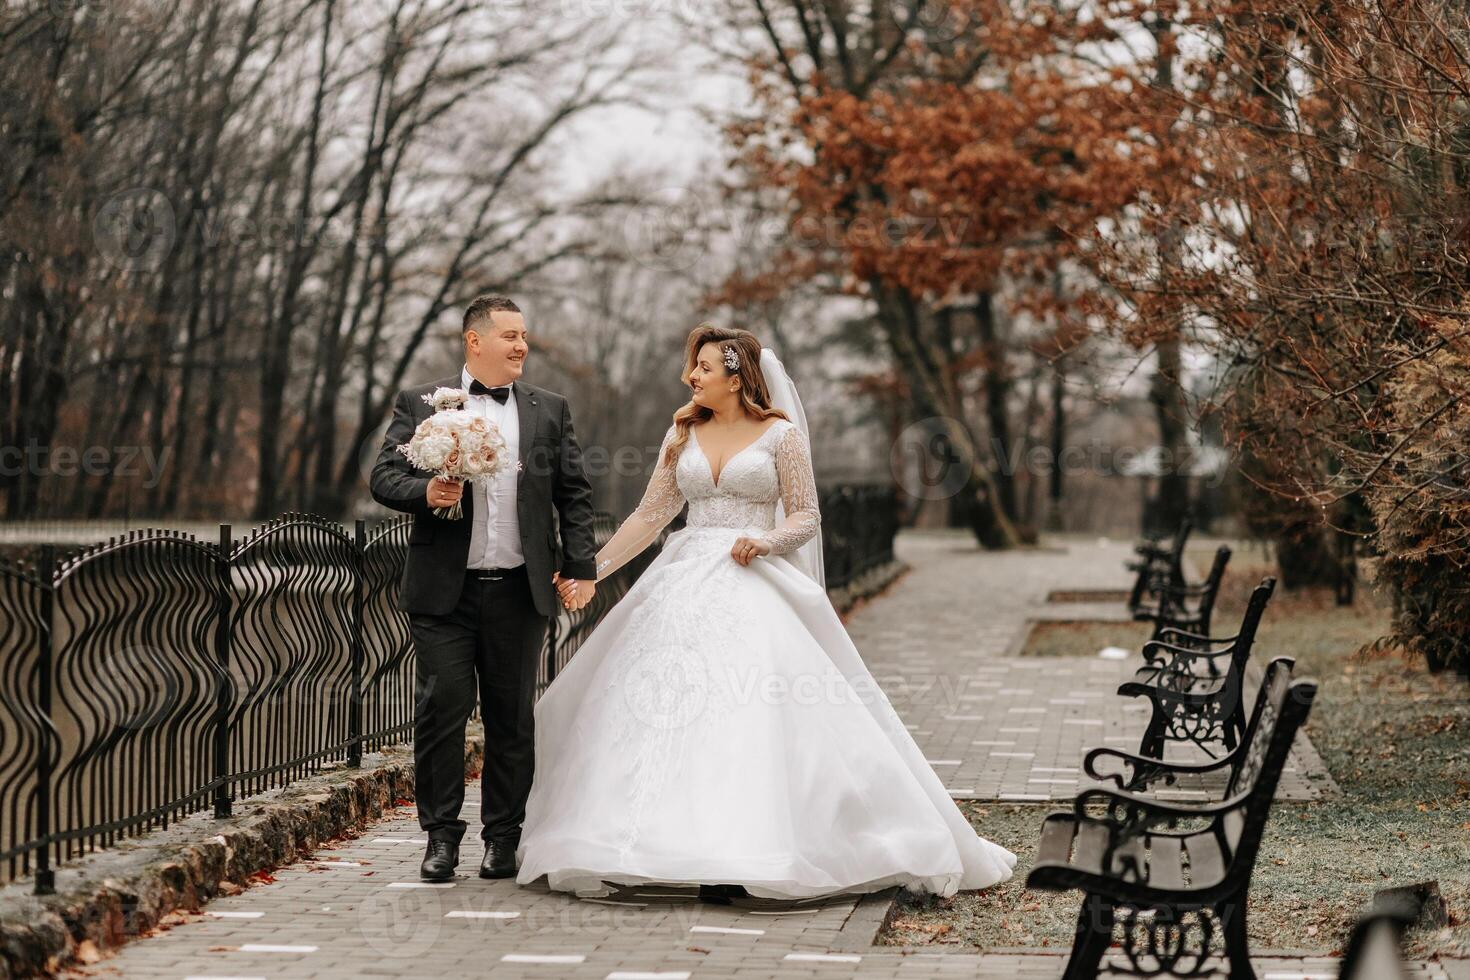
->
[75,806,1452,979]
[847,532,1337,802]
[81,531,1418,980]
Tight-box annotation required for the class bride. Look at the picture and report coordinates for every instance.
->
[514,324,1017,901]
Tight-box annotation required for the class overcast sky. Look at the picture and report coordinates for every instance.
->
[548,12,746,193]
[537,10,1178,404]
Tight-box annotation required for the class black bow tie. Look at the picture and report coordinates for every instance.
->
[469,380,510,404]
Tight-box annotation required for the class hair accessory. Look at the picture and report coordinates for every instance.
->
[723,344,740,372]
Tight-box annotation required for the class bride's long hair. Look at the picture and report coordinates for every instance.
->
[663,324,789,468]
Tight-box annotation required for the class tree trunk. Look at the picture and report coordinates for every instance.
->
[974,293,1018,526]
[875,281,1020,549]
[1150,335,1192,533]
[1046,362,1066,531]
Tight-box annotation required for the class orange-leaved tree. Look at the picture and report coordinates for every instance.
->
[1094,0,1470,666]
[713,0,1166,546]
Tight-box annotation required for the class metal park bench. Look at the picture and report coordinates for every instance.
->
[1126,519,1193,615]
[1027,660,1318,980]
[1116,578,1278,767]
[1088,654,1292,796]
[1131,544,1232,644]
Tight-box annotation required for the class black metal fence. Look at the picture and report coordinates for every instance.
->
[819,484,899,591]
[0,488,899,894]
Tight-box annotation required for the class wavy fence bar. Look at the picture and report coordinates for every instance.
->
[0,556,49,887]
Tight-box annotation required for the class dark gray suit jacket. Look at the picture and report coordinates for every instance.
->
[369,375,599,618]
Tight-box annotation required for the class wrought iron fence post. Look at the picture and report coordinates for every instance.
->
[348,520,365,768]
[213,525,233,818]
[34,544,56,896]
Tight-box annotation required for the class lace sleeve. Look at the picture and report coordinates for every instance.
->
[594,425,685,581]
[759,424,820,555]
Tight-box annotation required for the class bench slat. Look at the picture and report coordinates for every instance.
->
[1073,821,1110,876]
[1109,834,1147,883]
[1222,808,1246,853]
[1148,835,1186,890]
[1036,816,1078,866]
[1185,832,1227,886]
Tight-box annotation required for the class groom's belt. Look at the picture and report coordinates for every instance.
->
[465,564,526,581]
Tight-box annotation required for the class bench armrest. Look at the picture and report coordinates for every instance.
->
[1136,679,1230,708]
[1074,786,1238,839]
[1083,745,1235,789]
[1157,626,1239,645]
[1156,582,1213,599]
[1141,638,1235,665]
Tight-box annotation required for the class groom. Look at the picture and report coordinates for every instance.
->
[370,294,598,882]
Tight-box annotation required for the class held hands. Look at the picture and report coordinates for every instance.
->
[731,536,771,566]
[426,475,463,509]
[552,571,595,611]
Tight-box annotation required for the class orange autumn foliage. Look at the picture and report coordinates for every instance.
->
[719,0,1173,327]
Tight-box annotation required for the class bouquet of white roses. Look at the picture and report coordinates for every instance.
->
[397,386,514,519]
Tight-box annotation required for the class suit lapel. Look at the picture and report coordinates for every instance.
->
[513,380,537,520]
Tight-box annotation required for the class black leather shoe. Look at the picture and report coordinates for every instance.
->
[479,838,517,879]
[420,839,459,881]
[698,884,749,904]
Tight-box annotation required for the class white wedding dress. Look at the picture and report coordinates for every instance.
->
[515,417,1017,899]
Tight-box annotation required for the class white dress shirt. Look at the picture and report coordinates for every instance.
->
[461,365,525,570]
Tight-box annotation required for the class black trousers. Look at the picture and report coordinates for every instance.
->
[407,565,548,847]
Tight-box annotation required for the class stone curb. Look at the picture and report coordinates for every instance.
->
[832,887,902,950]
[0,731,485,979]
[831,559,910,615]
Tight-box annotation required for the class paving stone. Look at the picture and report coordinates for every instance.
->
[85,531,1371,980]
[844,532,1337,801]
